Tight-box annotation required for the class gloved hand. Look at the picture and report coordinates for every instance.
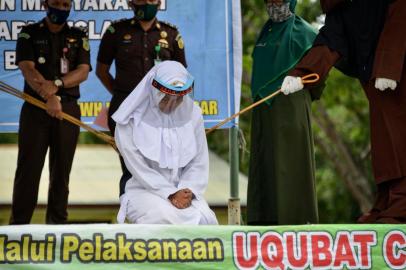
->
[281,76,304,95]
[375,78,397,91]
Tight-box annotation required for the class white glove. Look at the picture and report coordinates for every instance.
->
[281,76,304,95]
[375,78,397,91]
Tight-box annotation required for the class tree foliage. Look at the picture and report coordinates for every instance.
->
[210,0,375,223]
[0,0,375,223]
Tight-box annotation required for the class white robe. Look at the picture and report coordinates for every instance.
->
[115,107,218,225]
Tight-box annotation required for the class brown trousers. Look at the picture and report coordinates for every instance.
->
[359,177,406,223]
[9,101,80,224]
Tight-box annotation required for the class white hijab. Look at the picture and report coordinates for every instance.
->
[112,61,198,170]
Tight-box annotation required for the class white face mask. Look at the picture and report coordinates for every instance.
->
[267,2,293,22]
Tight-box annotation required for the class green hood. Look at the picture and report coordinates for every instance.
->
[251,0,316,106]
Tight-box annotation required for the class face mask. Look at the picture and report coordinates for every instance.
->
[46,6,70,25]
[159,95,183,114]
[132,4,158,21]
[152,81,185,114]
[267,2,292,23]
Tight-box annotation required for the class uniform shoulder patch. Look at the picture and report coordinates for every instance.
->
[107,25,115,34]
[17,22,38,39]
[160,21,179,30]
[18,32,30,40]
[82,37,90,51]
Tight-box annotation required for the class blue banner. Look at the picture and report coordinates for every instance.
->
[0,0,242,132]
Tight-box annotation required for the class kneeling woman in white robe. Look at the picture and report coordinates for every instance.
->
[112,61,218,225]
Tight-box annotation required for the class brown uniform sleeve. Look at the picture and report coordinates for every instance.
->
[372,0,406,82]
[97,26,117,66]
[289,45,340,88]
[320,0,347,14]
[172,31,187,68]
[15,27,35,64]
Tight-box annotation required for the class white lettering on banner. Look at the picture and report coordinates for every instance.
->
[233,231,378,270]
[71,0,130,11]
[0,0,15,11]
[0,20,111,42]
[67,20,112,40]
[0,20,28,41]
[0,21,11,41]
[83,0,111,10]
[82,0,124,11]
[4,51,18,70]
[161,0,166,10]
[70,0,165,11]
[22,0,44,11]
[21,0,130,11]
[99,20,111,37]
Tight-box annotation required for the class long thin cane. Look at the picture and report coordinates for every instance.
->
[0,81,117,151]
[205,73,320,134]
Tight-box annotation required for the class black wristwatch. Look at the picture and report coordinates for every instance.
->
[54,78,64,89]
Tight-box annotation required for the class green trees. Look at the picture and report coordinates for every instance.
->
[213,0,374,223]
[0,0,375,223]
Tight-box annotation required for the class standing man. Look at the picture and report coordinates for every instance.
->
[96,0,187,197]
[364,0,406,223]
[281,0,406,223]
[10,0,91,224]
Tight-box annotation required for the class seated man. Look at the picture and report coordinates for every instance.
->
[112,61,218,225]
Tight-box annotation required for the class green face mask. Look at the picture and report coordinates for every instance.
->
[132,4,158,21]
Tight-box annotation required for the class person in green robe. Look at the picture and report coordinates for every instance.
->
[247,0,322,225]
